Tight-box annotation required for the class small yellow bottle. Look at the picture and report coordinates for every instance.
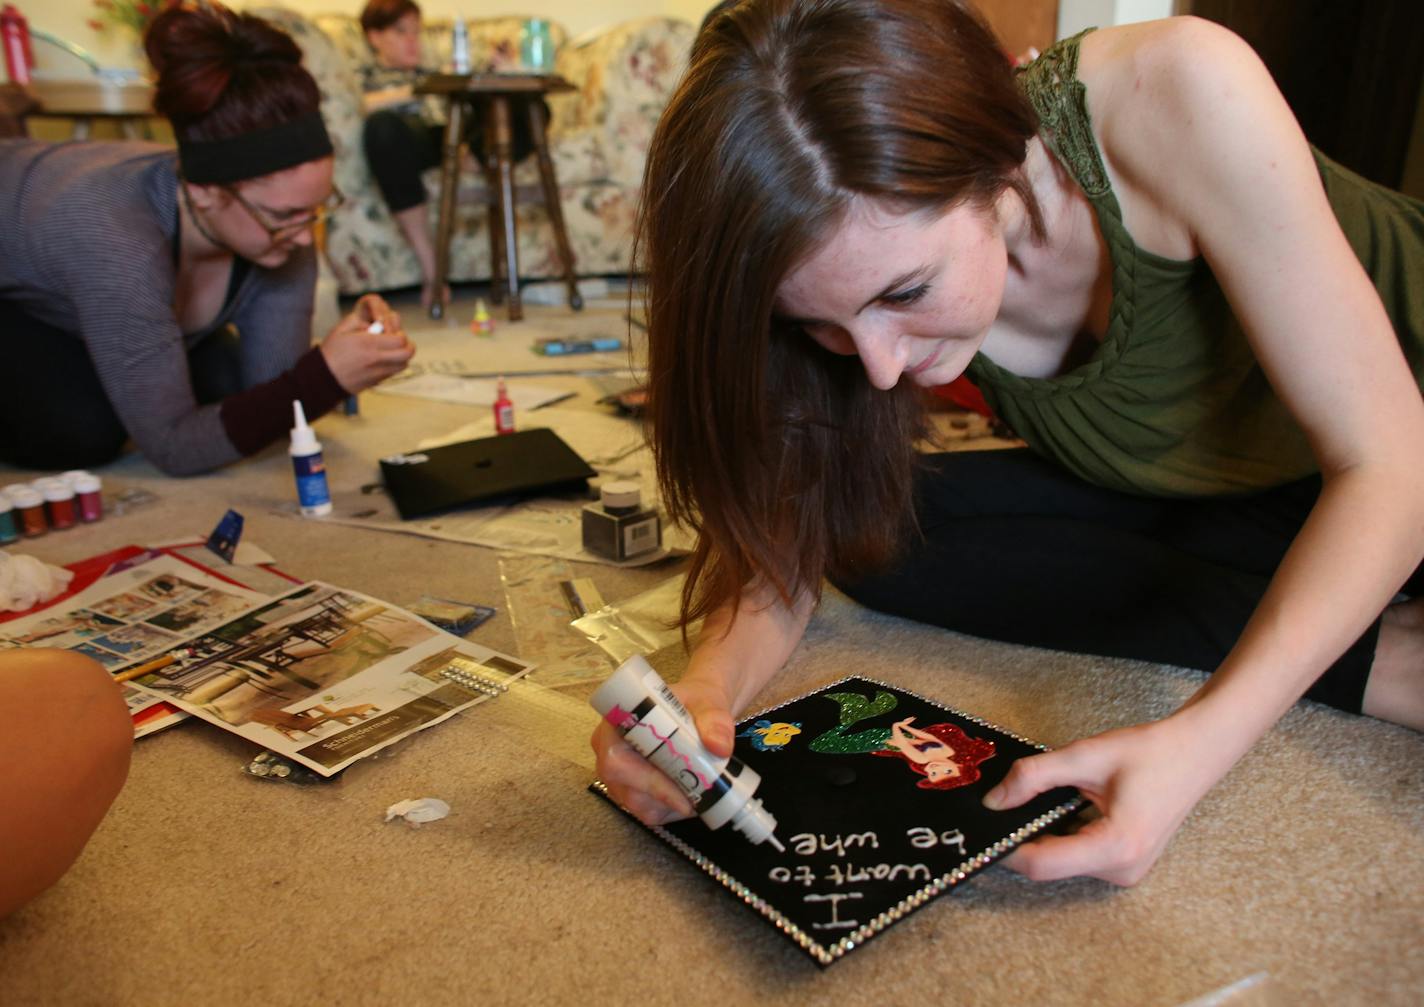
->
[471,298,495,336]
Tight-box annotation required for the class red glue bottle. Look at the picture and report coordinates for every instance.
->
[493,376,515,435]
[1,5,34,85]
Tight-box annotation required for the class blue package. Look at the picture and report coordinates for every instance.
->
[534,337,624,356]
[205,509,244,563]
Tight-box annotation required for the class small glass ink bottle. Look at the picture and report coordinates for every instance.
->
[582,481,661,561]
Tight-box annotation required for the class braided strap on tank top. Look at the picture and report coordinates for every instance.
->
[1016,29,1111,199]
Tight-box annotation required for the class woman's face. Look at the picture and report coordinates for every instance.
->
[774,196,1009,391]
[196,157,336,267]
[366,11,422,70]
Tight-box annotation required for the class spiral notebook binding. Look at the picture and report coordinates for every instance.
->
[438,657,508,697]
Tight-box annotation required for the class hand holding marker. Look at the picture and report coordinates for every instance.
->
[319,294,413,398]
[591,655,785,850]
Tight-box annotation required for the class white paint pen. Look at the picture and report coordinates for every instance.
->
[289,400,332,517]
[591,654,785,851]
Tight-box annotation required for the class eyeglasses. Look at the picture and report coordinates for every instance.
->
[224,184,346,241]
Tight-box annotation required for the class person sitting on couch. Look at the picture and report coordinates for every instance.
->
[359,0,545,310]
[0,2,413,476]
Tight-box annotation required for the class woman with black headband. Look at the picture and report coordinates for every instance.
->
[0,3,414,475]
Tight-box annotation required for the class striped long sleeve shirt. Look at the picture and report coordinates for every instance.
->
[0,140,345,474]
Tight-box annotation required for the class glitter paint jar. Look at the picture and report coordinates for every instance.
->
[0,494,16,544]
[42,480,77,530]
[10,486,46,537]
[72,472,103,522]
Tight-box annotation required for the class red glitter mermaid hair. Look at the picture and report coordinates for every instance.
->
[872,722,996,791]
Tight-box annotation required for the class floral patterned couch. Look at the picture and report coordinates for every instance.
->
[252,7,696,295]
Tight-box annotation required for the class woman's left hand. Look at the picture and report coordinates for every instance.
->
[982,711,1232,886]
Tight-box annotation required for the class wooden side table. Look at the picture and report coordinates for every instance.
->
[0,83,39,137]
[415,73,582,321]
[26,79,156,140]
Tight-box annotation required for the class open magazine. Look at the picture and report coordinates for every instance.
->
[0,556,531,770]
[0,555,271,738]
[120,581,532,775]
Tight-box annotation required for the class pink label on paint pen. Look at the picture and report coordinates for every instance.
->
[605,704,638,729]
[606,703,713,791]
[629,716,711,791]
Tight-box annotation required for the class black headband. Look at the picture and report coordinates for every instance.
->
[178,110,333,185]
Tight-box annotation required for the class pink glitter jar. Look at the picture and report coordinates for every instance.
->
[71,472,103,522]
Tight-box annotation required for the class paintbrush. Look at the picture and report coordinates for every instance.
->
[113,646,196,685]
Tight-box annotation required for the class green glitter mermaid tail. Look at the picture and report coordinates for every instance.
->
[807,690,898,754]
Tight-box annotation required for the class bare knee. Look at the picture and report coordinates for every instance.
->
[0,649,132,918]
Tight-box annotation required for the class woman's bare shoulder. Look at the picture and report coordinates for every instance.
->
[1076,16,1254,99]
[1074,17,1281,258]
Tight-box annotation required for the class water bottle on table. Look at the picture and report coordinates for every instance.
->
[520,18,554,73]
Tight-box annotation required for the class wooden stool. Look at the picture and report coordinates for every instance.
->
[417,73,582,321]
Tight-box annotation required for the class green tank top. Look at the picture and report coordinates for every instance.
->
[965,30,1424,497]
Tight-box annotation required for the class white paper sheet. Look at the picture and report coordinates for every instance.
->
[374,373,574,411]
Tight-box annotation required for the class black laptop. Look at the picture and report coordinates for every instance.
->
[379,428,597,520]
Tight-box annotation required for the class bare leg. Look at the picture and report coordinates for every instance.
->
[391,204,450,312]
[1363,597,1424,731]
[0,649,132,918]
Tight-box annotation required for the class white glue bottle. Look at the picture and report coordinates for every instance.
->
[591,654,785,851]
[289,400,332,517]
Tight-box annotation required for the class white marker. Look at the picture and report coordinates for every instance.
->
[591,655,785,851]
[368,320,385,335]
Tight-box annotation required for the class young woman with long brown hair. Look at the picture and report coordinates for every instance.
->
[593,0,1424,885]
[0,3,413,475]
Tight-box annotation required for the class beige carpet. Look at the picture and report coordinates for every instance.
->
[1,296,1420,1006]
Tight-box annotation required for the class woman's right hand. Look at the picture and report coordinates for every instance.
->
[320,293,415,393]
[594,585,813,825]
[591,672,737,827]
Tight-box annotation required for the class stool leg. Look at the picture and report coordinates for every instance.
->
[490,95,522,321]
[431,98,467,320]
[528,97,582,311]
[483,113,506,306]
